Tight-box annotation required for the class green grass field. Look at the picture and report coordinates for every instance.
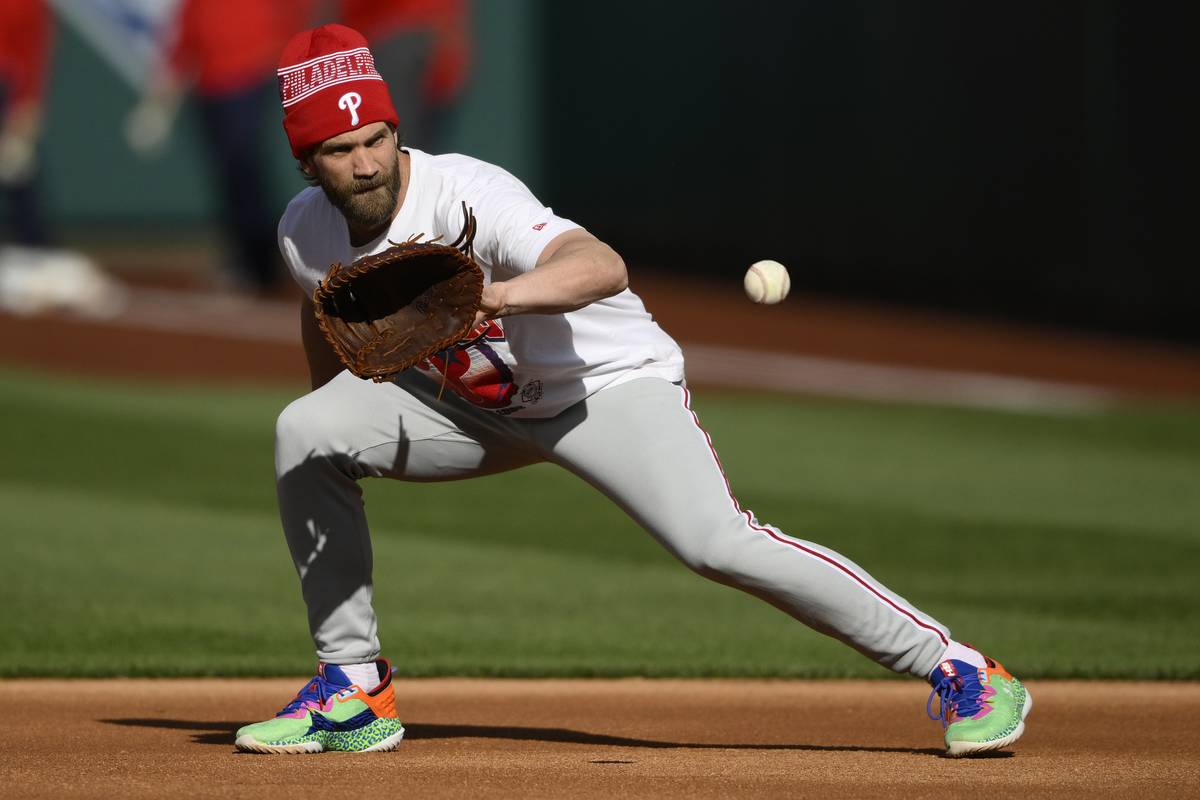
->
[1,366,1198,679]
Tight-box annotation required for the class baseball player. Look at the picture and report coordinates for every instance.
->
[235,24,1032,757]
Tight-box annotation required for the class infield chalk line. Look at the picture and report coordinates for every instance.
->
[113,286,1115,413]
[681,344,1114,412]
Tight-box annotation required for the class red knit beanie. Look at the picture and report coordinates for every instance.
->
[277,24,400,158]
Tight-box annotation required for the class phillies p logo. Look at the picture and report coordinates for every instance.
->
[338,91,363,126]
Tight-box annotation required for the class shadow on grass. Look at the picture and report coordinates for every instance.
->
[100,718,981,757]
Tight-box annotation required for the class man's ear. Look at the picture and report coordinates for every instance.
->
[299,158,315,178]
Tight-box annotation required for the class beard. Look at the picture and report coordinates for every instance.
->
[318,155,402,230]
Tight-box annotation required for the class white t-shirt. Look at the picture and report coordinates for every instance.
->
[278,148,684,418]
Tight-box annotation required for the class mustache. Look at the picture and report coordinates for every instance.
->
[350,176,387,193]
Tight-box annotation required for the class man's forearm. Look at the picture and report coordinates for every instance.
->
[479,237,628,321]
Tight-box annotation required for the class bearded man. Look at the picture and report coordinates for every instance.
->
[234,24,1032,758]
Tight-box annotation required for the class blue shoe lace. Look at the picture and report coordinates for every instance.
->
[926,661,986,728]
[277,671,351,717]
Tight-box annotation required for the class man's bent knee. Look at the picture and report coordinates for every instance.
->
[275,392,349,472]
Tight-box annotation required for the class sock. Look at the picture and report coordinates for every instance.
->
[338,661,381,692]
[935,640,988,673]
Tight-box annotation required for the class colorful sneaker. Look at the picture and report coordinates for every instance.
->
[927,656,1032,757]
[235,659,405,754]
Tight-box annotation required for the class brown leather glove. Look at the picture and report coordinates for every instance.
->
[313,204,483,383]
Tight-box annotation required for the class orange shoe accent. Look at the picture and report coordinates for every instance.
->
[357,681,399,719]
[983,657,1014,680]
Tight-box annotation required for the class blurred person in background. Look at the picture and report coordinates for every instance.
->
[126,0,317,294]
[339,0,470,150]
[0,1,123,318]
[0,0,53,248]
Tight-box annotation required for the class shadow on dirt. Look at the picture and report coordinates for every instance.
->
[101,718,244,745]
[403,723,962,756]
[100,718,988,757]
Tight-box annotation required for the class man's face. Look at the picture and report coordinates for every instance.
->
[305,122,401,230]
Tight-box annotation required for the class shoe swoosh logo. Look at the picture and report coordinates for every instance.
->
[307,708,377,733]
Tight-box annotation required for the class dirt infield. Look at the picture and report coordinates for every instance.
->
[5,679,1198,799]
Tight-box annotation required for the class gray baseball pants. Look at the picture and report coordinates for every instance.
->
[275,371,952,678]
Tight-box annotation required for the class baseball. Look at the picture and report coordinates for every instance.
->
[743,259,791,304]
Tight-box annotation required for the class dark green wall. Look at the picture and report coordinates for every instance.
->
[43,22,220,226]
[541,1,1195,341]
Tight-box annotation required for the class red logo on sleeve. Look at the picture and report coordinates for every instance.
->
[531,222,547,231]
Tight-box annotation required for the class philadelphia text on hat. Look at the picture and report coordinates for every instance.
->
[278,47,384,108]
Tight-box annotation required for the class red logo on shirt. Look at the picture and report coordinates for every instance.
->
[417,320,517,410]
[531,222,547,231]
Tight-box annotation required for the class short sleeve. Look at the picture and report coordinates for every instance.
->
[276,187,336,296]
[277,214,302,287]
[451,165,582,279]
